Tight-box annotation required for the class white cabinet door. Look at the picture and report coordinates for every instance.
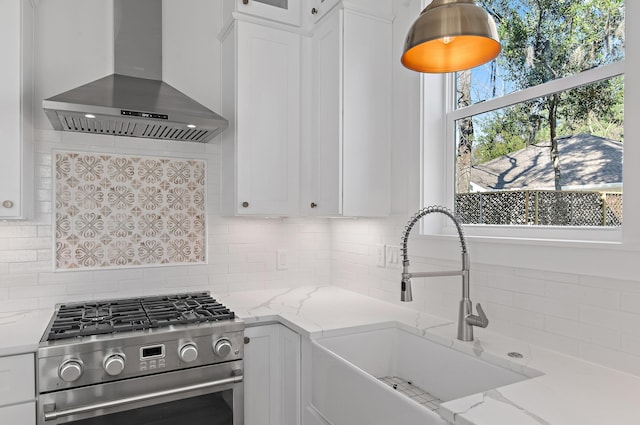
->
[0,353,35,425]
[0,354,35,406]
[307,10,342,216]
[0,0,33,219]
[0,402,35,425]
[279,325,301,425]
[244,324,300,425]
[221,21,301,216]
[237,0,301,26]
[305,7,392,217]
[341,9,392,217]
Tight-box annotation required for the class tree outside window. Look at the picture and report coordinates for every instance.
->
[451,0,625,227]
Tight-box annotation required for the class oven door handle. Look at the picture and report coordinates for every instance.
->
[43,374,243,421]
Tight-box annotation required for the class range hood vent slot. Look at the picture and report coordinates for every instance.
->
[53,112,214,143]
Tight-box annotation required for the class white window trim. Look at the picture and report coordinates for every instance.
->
[417,1,640,278]
[436,61,625,244]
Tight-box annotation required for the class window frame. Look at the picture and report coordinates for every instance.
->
[438,60,625,243]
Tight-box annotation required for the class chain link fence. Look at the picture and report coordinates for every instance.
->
[455,190,622,226]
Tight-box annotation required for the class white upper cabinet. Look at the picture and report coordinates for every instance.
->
[0,0,33,219]
[307,0,392,24]
[220,21,301,216]
[230,0,301,26]
[303,5,392,217]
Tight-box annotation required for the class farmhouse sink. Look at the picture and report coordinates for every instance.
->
[311,326,538,425]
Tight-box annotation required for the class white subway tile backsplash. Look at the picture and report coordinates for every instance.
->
[229,262,266,274]
[84,271,140,286]
[0,273,38,287]
[474,285,514,306]
[544,316,621,348]
[580,305,640,338]
[9,260,53,274]
[620,291,640,313]
[514,268,580,284]
[0,237,51,251]
[621,334,640,356]
[0,250,38,263]
[166,275,209,288]
[484,273,547,296]
[10,284,66,299]
[0,226,38,238]
[580,275,640,293]
[482,302,545,329]
[514,293,580,320]
[545,281,620,309]
[490,321,580,356]
[39,271,94,285]
[66,281,119,296]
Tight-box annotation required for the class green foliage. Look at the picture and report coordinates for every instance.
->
[470,0,625,164]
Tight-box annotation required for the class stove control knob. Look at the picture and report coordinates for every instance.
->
[59,359,83,382]
[213,338,232,358]
[103,354,126,376]
[179,343,199,363]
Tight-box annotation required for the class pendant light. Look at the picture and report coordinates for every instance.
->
[401,0,500,73]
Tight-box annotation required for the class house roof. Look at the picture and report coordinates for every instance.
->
[470,134,623,190]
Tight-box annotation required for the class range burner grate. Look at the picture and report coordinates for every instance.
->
[46,292,235,341]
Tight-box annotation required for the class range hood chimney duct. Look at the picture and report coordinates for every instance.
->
[43,0,228,143]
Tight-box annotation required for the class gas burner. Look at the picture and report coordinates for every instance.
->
[44,292,235,341]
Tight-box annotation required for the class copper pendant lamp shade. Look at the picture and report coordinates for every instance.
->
[402,0,501,73]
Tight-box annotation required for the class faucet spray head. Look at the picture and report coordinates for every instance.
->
[401,278,413,302]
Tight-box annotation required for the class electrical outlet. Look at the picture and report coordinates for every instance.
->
[376,244,386,268]
[386,245,402,269]
[277,249,288,270]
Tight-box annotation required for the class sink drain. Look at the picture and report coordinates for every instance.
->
[507,352,524,358]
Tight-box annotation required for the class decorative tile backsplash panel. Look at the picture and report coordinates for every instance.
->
[55,151,206,270]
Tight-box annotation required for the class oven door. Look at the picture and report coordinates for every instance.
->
[38,360,243,425]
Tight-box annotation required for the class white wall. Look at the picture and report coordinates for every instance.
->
[0,0,331,312]
[331,0,640,376]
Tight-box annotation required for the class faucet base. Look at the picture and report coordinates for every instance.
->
[458,299,473,341]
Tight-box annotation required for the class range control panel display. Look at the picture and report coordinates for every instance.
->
[140,344,165,360]
[121,110,169,120]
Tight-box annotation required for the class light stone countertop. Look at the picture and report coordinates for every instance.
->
[0,309,53,357]
[218,286,640,425]
[1,286,639,424]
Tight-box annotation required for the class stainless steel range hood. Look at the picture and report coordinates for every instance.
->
[43,0,227,143]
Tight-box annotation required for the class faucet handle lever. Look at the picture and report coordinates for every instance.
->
[466,303,489,328]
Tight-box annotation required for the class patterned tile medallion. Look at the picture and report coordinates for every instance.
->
[55,151,206,270]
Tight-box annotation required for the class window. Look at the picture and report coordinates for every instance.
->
[448,0,625,232]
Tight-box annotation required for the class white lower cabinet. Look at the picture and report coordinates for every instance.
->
[244,324,300,425]
[0,353,36,425]
[0,402,35,424]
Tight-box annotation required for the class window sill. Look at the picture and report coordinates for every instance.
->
[455,224,622,246]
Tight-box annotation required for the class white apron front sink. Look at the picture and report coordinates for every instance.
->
[311,326,537,425]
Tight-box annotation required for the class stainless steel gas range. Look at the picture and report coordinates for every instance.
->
[36,292,245,425]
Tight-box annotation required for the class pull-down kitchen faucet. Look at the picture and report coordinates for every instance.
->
[400,206,488,341]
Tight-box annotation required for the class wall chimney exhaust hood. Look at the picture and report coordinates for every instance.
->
[43,0,227,143]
